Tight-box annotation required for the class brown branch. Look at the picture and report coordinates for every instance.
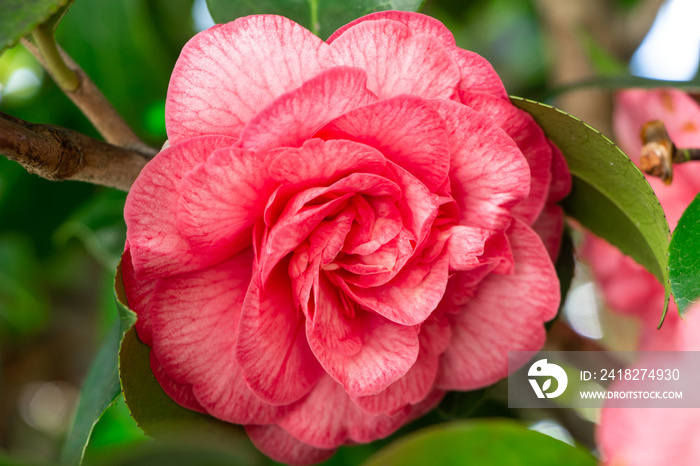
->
[0,112,149,191]
[21,38,158,157]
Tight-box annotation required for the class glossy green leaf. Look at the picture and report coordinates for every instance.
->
[59,267,137,465]
[362,420,596,466]
[205,0,425,39]
[512,97,671,323]
[0,0,73,53]
[83,442,262,466]
[669,192,700,315]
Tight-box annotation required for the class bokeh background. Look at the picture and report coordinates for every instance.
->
[1,0,698,464]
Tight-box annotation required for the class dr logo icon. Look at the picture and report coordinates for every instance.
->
[528,359,568,399]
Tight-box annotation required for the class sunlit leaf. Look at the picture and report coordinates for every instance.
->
[362,420,596,466]
[512,97,671,324]
[205,0,425,39]
[669,192,700,315]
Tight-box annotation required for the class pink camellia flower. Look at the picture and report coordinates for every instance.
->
[121,11,569,464]
[583,89,700,466]
[596,308,700,466]
[581,88,700,350]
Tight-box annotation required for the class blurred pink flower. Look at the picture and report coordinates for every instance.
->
[584,88,700,465]
[120,12,568,464]
[582,88,700,350]
[596,308,700,466]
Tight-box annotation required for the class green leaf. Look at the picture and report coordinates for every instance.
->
[205,0,425,39]
[59,265,137,465]
[511,97,671,323]
[115,264,263,460]
[669,192,700,315]
[361,420,596,466]
[0,0,73,54]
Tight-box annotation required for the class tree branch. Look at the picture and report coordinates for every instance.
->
[0,112,149,191]
[21,38,158,157]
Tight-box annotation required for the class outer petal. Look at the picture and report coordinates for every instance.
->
[531,204,565,261]
[236,67,378,152]
[307,281,421,397]
[124,135,237,279]
[166,15,326,143]
[176,147,277,262]
[429,99,530,231]
[149,250,285,424]
[327,11,456,46]
[277,375,412,449]
[453,50,508,100]
[324,19,460,100]
[462,91,552,224]
[237,262,324,405]
[353,312,451,415]
[122,245,155,347]
[546,141,572,203]
[246,424,335,466]
[317,96,451,191]
[437,219,559,390]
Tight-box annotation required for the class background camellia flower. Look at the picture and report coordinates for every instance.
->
[596,308,700,466]
[581,89,700,466]
[581,88,700,350]
[120,11,569,464]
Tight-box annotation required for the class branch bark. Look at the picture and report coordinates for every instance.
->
[21,38,158,157]
[0,112,149,191]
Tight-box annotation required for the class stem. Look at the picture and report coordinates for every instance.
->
[21,38,157,157]
[0,112,148,191]
[639,120,700,184]
[30,27,79,91]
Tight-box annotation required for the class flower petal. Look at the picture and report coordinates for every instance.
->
[428,99,530,232]
[436,219,559,390]
[307,279,420,397]
[121,245,155,347]
[324,19,460,100]
[166,15,326,143]
[176,147,277,263]
[531,204,565,261]
[462,92,552,224]
[342,253,450,326]
[454,52,508,100]
[125,135,237,279]
[246,424,336,466]
[238,262,324,405]
[327,11,456,46]
[237,67,377,152]
[277,375,412,449]
[150,250,285,424]
[317,96,451,191]
[353,312,451,415]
